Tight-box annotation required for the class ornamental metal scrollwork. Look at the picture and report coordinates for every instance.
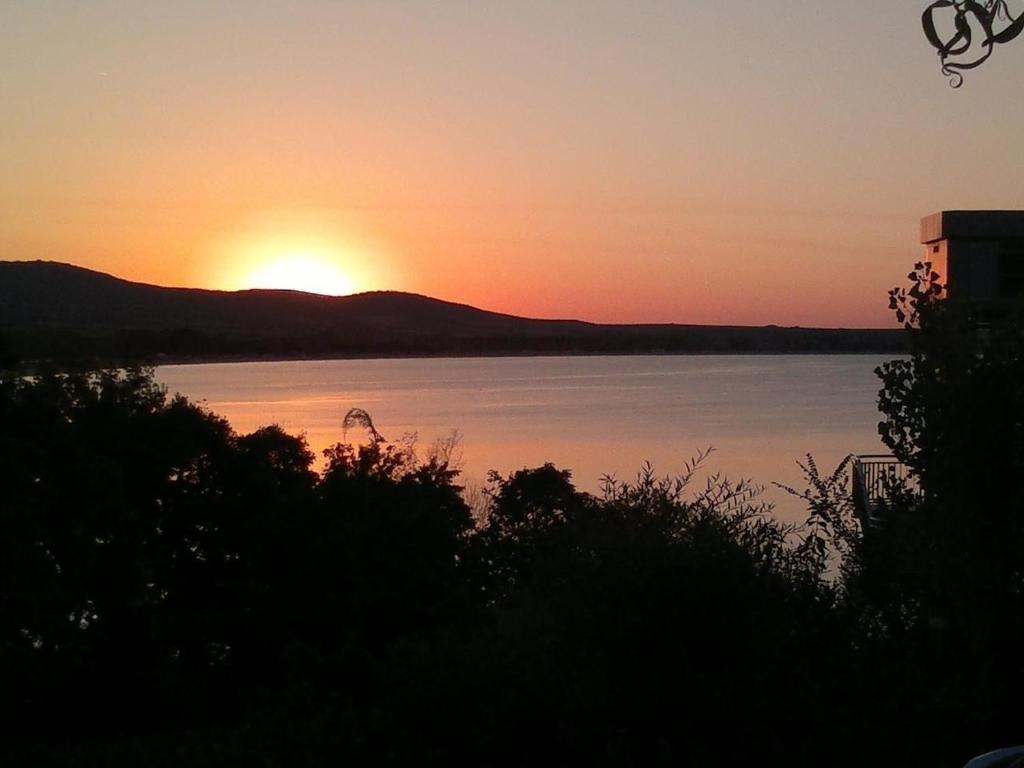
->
[922,0,1024,86]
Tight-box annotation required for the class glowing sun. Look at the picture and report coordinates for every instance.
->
[246,253,356,296]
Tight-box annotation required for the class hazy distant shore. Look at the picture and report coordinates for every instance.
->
[0,263,905,368]
[149,347,905,368]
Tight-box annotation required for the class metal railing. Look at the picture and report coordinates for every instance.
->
[851,454,920,523]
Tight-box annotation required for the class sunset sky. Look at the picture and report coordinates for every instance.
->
[2,1,1023,327]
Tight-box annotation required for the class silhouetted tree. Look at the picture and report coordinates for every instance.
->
[6,328,1020,766]
[375,461,857,767]
[869,261,1024,757]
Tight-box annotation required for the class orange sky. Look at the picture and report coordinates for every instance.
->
[3,2,1023,327]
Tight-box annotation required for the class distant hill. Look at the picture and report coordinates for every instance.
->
[0,261,905,364]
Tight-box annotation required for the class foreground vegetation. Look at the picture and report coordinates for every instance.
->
[1,266,1021,766]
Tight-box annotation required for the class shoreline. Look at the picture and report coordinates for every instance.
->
[151,348,906,368]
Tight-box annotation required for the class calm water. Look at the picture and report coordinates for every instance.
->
[156,355,895,524]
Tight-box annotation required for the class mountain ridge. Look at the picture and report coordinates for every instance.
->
[0,260,905,362]
[0,260,595,334]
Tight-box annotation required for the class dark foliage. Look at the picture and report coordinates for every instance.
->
[868,262,1024,761]
[1,264,1020,768]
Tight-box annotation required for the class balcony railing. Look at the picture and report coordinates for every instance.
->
[851,454,920,523]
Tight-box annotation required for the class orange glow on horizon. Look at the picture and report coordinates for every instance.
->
[246,253,355,296]
[202,212,392,297]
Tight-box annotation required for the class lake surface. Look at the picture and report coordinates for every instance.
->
[157,355,896,524]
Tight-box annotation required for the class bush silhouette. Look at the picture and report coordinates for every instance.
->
[2,321,1022,766]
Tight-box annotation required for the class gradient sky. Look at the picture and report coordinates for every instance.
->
[2,1,1023,327]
